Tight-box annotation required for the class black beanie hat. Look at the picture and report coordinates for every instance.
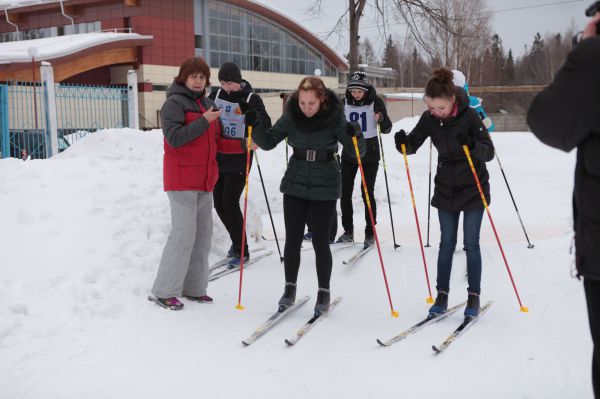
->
[347,71,369,91]
[218,62,242,83]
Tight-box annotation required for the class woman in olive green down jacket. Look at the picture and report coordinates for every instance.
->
[252,76,365,315]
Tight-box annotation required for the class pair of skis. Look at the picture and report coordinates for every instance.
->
[209,248,273,281]
[242,296,343,346]
[377,300,493,353]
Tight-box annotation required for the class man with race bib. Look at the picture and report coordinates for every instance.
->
[209,62,271,268]
[336,71,392,246]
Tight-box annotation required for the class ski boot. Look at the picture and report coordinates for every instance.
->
[226,245,236,258]
[428,290,448,316]
[278,282,297,311]
[336,231,354,244]
[314,287,331,316]
[227,253,250,269]
[364,232,375,248]
[464,291,481,319]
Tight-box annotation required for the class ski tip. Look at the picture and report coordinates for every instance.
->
[520,305,529,313]
[284,339,294,346]
[376,339,388,347]
[432,345,441,354]
[242,341,250,346]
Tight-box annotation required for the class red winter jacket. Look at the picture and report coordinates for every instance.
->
[161,83,244,192]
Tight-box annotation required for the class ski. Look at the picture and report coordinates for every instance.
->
[432,300,493,354]
[301,241,356,252]
[376,301,467,347]
[241,296,311,346]
[284,296,343,346]
[210,247,267,272]
[208,250,273,281]
[342,244,374,265]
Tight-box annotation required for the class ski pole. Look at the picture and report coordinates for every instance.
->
[254,151,284,262]
[376,123,400,249]
[236,126,254,311]
[351,131,399,318]
[462,145,528,313]
[425,139,433,247]
[494,150,534,248]
[400,144,434,304]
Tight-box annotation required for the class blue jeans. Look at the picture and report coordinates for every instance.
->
[436,208,484,295]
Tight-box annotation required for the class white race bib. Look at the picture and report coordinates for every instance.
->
[214,90,252,139]
[344,102,377,138]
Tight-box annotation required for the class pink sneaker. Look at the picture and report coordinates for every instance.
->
[148,296,184,310]
[185,295,213,304]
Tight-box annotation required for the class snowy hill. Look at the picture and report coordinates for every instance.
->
[0,122,592,398]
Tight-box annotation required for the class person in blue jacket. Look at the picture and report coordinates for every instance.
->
[452,70,495,133]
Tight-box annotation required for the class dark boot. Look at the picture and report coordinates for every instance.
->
[314,287,331,315]
[428,290,449,316]
[464,291,481,318]
[278,282,297,311]
[336,231,354,243]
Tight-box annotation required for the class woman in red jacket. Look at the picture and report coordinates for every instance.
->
[149,57,245,310]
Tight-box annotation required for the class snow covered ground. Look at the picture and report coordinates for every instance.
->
[0,120,592,398]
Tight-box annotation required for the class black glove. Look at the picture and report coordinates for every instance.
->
[375,113,384,123]
[346,122,362,137]
[244,109,258,127]
[455,130,473,148]
[238,100,251,114]
[394,130,408,151]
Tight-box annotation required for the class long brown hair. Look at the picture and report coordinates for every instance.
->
[174,57,211,86]
[424,67,456,99]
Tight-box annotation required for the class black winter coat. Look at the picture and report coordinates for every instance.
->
[208,80,272,174]
[527,36,600,281]
[252,89,365,201]
[342,85,392,164]
[405,88,495,212]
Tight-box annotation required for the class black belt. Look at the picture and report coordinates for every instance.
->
[292,148,336,162]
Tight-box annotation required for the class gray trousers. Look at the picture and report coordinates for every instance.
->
[151,191,213,298]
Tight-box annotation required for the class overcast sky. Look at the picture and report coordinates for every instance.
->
[262,0,590,58]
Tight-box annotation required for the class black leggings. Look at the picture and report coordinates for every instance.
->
[283,194,336,289]
[213,172,248,257]
[340,159,379,235]
[306,206,338,241]
[584,278,600,397]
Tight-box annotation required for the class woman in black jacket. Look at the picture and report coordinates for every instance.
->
[394,67,494,317]
[337,71,393,246]
[252,77,365,315]
[209,62,272,268]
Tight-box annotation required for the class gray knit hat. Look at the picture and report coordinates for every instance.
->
[347,71,369,91]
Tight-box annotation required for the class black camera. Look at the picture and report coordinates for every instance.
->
[573,1,600,44]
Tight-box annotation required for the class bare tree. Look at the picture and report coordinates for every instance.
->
[417,0,491,72]
[306,0,453,73]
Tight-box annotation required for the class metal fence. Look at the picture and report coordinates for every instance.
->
[55,83,129,146]
[0,66,138,160]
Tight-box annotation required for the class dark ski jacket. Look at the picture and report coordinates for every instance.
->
[252,88,366,201]
[527,36,600,281]
[404,88,495,212]
[208,80,272,174]
[342,85,392,164]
